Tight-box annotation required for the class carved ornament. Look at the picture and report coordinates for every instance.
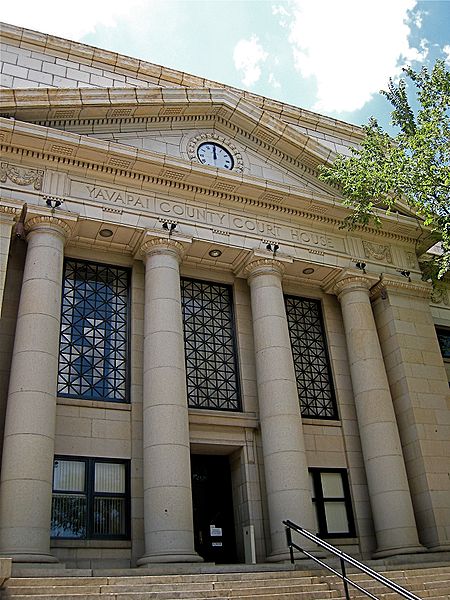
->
[0,162,44,190]
[362,240,392,264]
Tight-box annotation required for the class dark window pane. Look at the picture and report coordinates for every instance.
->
[181,279,241,411]
[285,296,337,419]
[436,328,450,359]
[51,495,86,538]
[93,497,126,536]
[58,260,129,403]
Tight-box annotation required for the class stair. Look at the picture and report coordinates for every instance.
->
[2,565,449,600]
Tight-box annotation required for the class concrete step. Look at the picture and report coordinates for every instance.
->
[3,565,449,600]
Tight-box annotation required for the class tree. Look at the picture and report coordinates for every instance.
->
[319,60,450,280]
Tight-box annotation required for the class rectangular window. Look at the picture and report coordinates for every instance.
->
[436,326,450,386]
[310,468,355,538]
[58,260,130,403]
[181,278,241,411]
[285,296,337,419]
[51,457,130,539]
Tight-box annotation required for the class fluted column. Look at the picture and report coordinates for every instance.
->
[0,216,71,563]
[137,236,201,565]
[334,271,424,557]
[245,257,316,561]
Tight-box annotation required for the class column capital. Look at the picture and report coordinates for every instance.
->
[25,215,73,240]
[243,257,287,283]
[140,236,187,263]
[0,204,21,222]
[331,269,379,300]
[370,274,432,301]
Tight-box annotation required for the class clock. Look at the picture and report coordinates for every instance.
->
[197,142,234,170]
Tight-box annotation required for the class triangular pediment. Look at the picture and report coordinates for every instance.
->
[0,85,419,222]
[0,87,342,194]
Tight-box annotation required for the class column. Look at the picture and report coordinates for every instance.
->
[0,216,71,563]
[334,271,424,557]
[245,257,316,561]
[137,236,201,565]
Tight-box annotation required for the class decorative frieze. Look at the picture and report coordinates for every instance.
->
[0,162,44,190]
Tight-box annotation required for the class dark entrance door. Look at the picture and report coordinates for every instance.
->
[191,454,237,563]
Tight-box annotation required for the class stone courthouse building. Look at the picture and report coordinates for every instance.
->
[0,23,449,571]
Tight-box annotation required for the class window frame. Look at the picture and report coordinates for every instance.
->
[284,295,338,420]
[58,258,131,404]
[51,456,131,540]
[181,277,242,412]
[309,468,356,539]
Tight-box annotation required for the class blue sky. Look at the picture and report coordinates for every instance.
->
[1,1,449,129]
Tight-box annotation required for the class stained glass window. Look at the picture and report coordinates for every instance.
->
[181,278,241,411]
[58,260,129,402]
[285,296,337,419]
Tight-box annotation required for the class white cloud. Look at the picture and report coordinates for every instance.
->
[268,72,281,89]
[281,0,425,113]
[233,35,268,87]
[0,0,145,40]
[444,45,450,67]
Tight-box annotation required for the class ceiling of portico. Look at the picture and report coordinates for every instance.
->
[67,216,339,286]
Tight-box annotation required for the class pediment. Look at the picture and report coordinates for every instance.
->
[0,86,418,222]
[87,127,328,195]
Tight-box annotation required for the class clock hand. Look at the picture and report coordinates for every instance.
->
[213,145,217,161]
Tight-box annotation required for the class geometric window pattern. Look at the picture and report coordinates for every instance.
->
[58,260,129,403]
[181,278,241,411]
[285,296,338,419]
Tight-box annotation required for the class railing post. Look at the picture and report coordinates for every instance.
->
[285,526,295,564]
[340,557,351,600]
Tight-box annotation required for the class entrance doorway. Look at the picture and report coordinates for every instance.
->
[191,454,237,563]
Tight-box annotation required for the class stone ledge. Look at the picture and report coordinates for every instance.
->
[0,557,12,587]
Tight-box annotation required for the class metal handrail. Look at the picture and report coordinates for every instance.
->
[283,519,422,600]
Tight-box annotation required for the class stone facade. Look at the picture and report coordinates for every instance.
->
[0,22,449,570]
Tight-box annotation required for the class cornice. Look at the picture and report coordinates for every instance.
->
[370,274,432,300]
[0,87,334,175]
[0,22,363,143]
[0,144,422,247]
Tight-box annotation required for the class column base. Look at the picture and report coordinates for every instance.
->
[372,544,426,559]
[0,552,59,564]
[137,551,203,565]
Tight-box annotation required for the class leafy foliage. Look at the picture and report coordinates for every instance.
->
[319,61,450,279]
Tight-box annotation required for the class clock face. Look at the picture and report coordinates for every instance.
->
[197,142,234,170]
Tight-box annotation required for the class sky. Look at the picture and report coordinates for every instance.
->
[1,0,449,129]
